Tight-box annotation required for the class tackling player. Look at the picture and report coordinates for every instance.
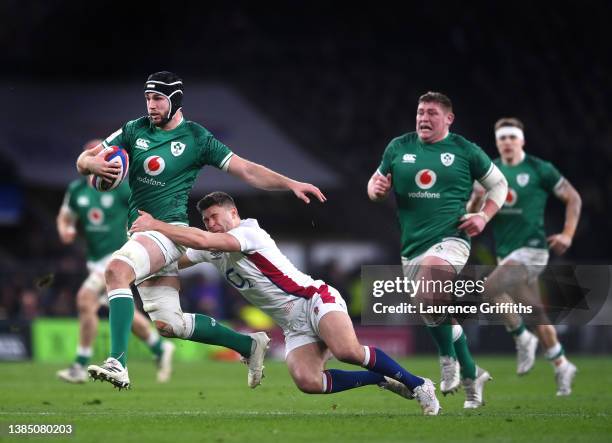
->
[367,92,508,408]
[129,192,441,416]
[57,140,174,384]
[469,117,581,395]
[76,72,326,389]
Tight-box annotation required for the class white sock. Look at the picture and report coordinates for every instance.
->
[515,329,530,346]
[146,329,160,347]
[77,345,93,357]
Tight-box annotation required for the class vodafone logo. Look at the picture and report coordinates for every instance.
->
[143,156,165,176]
[88,208,104,225]
[505,188,518,207]
[415,169,437,189]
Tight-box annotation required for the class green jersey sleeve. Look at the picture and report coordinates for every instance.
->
[469,144,493,180]
[102,119,138,154]
[63,180,81,215]
[538,160,563,192]
[191,123,234,170]
[377,139,396,175]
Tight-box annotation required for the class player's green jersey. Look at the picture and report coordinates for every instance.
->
[102,116,233,228]
[491,154,563,258]
[63,178,130,261]
[378,132,493,259]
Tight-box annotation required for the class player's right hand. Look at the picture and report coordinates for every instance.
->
[85,155,121,181]
[372,173,392,198]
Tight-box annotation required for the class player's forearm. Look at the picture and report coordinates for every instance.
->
[367,177,382,201]
[76,144,104,175]
[237,160,295,191]
[562,192,582,239]
[481,199,501,222]
[151,221,212,250]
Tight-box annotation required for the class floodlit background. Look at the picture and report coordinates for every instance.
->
[1,1,611,363]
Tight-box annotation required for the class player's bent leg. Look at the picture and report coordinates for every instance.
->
[137,281,263,387]
[286,341,328,393]
[88,236,165,388]
[486,263,538,375]
[317,310,439,415]
[416,256,461,395]
[130,306,175,383]
[57,282,100,384]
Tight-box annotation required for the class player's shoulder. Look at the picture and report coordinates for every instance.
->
[67,177,87,193]
[448,133,481,151]
[525,153,557,173]
[124,116,150,132]
[387,132,418,150]
[184,120,213,140]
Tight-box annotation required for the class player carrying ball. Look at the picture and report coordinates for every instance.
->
[76,71,326,389]
[367,92,508,408]
[57,140,174,384]
[469,117,582,395]
[129,192,441,416]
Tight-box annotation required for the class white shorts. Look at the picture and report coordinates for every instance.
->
[112,228,186,285]
[401,237,471,279]
[84,255,112,301]
[283,283,348,358]
[498,247,549,282]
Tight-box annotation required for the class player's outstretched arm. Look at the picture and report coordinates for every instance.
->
[548,180,582,255]
[56,207,77,245]
[367,171,392,202]
[129,210,241,252]
[76,143,120,180]
[226,155,326,204]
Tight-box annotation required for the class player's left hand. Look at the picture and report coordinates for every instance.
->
[129,210,157,233]
[458,212,487,237]
[290,181,327,204]
[547,233,572,255]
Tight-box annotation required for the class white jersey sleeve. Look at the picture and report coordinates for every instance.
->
[185,248,212,264]
[227,223,270,253]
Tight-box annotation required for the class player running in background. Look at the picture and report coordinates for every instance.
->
[57,139,174,384]
[76,71,326,389]
[367,92,508,408]
[129,192,441,415]
[468,117,581,395]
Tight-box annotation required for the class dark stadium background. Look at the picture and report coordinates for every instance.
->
[1,1,611,361]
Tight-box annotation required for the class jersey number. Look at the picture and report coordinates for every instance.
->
[225,268,253,289]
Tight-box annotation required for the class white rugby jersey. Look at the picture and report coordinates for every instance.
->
[185,219,335,329]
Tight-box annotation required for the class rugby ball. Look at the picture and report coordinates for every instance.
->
[90,146,129,192]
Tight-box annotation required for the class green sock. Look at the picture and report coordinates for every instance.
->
[454,332,477,379]
[149,339,163,358]
[427,324,457,358]
[190,314,253,358]
[75,355,90,366]
[108,291,135,367]
[509,321,526,337]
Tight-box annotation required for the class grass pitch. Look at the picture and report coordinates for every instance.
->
[1,355,611,442]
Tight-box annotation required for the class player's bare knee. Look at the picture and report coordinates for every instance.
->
[292,371,322,393]
[76,289,97,314]
[105,260,133,288]
[331,345,363,365]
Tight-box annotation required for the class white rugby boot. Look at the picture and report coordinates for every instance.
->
[240,332,270,388]
[463,367,492,409]
[379,376,415,399]
[516,330,538,375]
[156,340,175,383]
[413,378,441,416]
[555,361,577,396]
[439,356,461,395]
[88,357,130,389]
[57,363,88,384]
